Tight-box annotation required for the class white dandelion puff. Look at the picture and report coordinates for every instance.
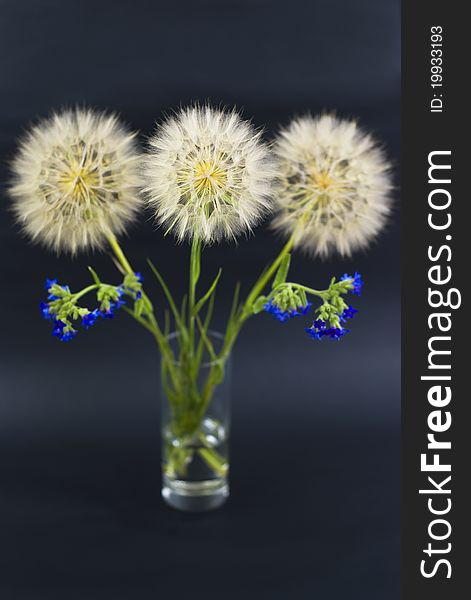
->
[9,108,142,254]
[272,114,393,257]
[143,105,275,243]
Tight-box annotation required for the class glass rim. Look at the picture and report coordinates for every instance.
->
[165,329,225,368]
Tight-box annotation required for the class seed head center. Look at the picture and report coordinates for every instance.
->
[59,164,98,202]
[311,170,333,190]
[193,160,227,195]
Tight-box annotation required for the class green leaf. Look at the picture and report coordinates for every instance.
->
[273,253,291,289]
[252,296,268,314]
[228,282,241,323]
[180,294,188,323]
[194,287,216,373]
[87,266,101,286]
[192,268,222,316]
[147,258,187,338]
[196,315,217,363]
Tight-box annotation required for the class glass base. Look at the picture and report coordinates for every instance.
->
[162,475,229,512]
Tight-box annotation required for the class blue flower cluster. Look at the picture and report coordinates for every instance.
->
[51,319,77,342]
[306,320,346,340]
[264,299,312,323]
[100,287,126,319]
[263,271,363,342]
[305,305,358,341]
[41,277,127,342]
[82,309,101,329]
[40,300,78,342]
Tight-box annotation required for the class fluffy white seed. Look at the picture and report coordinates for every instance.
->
[9,108,142,254]
[143,105,275,243]
[272,114,393,257]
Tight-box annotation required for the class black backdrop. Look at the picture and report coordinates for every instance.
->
[0,1,400,598]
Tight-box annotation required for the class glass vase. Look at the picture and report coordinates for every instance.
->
[160,331,230,512]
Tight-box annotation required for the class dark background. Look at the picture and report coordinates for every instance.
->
[0,1,400,598]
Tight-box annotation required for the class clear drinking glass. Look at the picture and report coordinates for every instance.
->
[161,331,230,512]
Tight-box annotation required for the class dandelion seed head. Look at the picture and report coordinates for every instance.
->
[143,104,275,243]
[9,108,142,254]
[272,114,393,257]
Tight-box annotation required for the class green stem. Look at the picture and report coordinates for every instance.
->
[188,237,202,353]
[107,233,134,275]
[242,235,295,317]
[273,282,326,298]
[107,234,157,325]
[162,234,300,461]
[197,447,228,477]
[73,284,99,301]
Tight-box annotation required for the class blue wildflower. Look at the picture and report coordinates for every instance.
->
[135,272,143,282]
[60,329,77,342]
[45,278,58,291]
[51,320,65,337]
[340,305,358,322]
[51,320,77,342]
[101,307,114,319]
[40,302,53,321]
[82,309,100,330]
[264,299,312,323]
[341,272,363,296]
[306,319,348,341]
[101,298,126,318]
[45,278,70,300]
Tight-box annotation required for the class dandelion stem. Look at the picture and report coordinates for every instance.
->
[107,233,134,275]
[188,237,202,354]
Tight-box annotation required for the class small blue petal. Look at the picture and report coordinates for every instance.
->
[340,305,358,322]
[306,318,349,341]
[45,278,58,291]
[51,320,65,334]
[264,299,312,322]
[82,309,100,330]
[60,329,77,342]
[305,327,324,340]
[51,320,77,342]
[40,302,52,320]
[101,297,126,319]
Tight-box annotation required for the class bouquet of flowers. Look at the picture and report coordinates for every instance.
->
[9,105,392,511]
